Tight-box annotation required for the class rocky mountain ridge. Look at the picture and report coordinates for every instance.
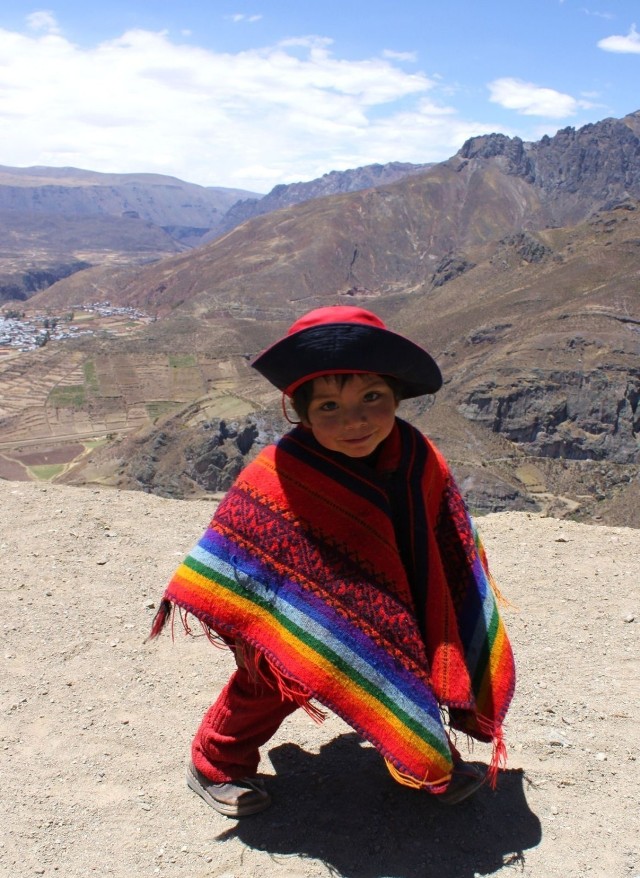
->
[456,111,640,223]
[36,112,640,318]
[215,161,434,237]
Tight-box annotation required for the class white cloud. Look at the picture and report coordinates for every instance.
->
[597,23,640,53]
[581,8,614,20]
[488,78,591,118]
[227,14,263,24]
[382,49,417,62]
[26,10,61,34]
[0,18,491,190]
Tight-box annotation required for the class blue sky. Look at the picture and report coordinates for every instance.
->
[1,2,639,192]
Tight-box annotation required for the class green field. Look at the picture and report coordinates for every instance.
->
[30,464,65,480]
[168,353,197,368]
[48,385,86,408]
[146,401,183,420]
[83,360,99,392]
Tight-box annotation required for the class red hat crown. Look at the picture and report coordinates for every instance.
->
[287,306,386,335]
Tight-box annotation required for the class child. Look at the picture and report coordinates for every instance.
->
[150,306,515,818]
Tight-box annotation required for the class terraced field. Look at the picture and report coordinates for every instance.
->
[0,341,258,483]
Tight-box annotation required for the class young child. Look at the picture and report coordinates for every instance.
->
[150,306,515,818]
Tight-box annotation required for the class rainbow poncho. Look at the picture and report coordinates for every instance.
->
[151,419,515,792]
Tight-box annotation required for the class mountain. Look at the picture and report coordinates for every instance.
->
[31,198,634,525]
[455,110,640,224]
[0,165,255,237]
[2,111,640,525]
[213,161,434,238]
[0,166,258,303]
[34,111,640,317]
[0,162,432,304]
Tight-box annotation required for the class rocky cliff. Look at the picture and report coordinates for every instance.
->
[456,110,640,224]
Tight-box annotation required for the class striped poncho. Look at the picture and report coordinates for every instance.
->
[151,418,515,792]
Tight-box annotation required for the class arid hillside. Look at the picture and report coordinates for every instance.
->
[32,111,640,316]
[0,161,431,304]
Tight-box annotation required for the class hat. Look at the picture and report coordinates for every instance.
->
[251,305,442,398]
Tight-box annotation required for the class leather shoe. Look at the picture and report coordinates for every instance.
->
[186,762,271,817]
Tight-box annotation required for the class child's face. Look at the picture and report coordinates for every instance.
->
[301,373,399,458]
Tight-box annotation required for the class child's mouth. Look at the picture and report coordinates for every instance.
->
[342,433,373,444]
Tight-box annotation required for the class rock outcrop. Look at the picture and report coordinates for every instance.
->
[460,369,639,464]
[186,419,260,492]
[455,111,640,224]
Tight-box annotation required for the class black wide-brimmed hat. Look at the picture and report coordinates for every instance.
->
[251,305,442,399]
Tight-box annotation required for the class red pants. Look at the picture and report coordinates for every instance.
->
[192,654,299,782]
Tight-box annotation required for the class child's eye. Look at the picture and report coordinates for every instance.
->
[363,391,382,402]
[318,401,338,412]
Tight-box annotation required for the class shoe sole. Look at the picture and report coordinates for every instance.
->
[186,764,271,817]
[437,768,486,805]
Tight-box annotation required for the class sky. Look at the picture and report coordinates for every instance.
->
[1,2,639,193]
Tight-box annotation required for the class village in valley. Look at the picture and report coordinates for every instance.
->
[0,302,151,354]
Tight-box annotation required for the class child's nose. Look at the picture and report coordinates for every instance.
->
[343,405,367,425]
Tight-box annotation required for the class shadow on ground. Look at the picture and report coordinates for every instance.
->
[216,733,541,877]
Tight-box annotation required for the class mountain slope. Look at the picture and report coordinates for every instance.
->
[0,165,254,234]
[0,166,258,302]
[0,162,436,303]
[35,111,640,318]
[32,158,547,314]
[214,160,434,238]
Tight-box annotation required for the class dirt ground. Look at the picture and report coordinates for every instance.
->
[0,479,638,878]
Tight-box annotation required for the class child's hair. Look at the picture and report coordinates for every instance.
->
[291,373,405,422]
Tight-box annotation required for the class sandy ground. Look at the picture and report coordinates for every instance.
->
[0,479,638,878]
